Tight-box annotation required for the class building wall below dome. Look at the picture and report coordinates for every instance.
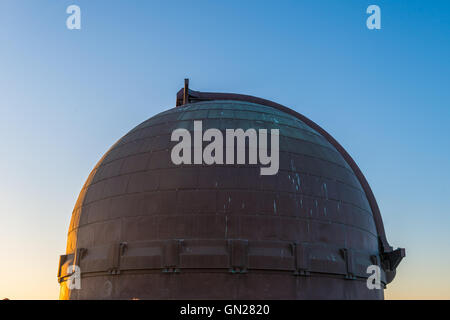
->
[61,272,383,300]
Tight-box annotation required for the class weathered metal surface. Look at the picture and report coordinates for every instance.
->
[59,88,404,299]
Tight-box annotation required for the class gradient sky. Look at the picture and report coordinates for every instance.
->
[0,0,449,299]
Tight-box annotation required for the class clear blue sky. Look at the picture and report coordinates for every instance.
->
[0,0,449,299]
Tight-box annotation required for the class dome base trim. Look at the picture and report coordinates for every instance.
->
[58,239,387,285]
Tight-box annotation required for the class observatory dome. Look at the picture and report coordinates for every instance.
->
[58,85,404,299]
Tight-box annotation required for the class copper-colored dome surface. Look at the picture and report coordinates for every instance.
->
[58,90,404,299]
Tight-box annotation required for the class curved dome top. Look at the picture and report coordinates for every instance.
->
[69,100,375,248]
[59,87,404,300]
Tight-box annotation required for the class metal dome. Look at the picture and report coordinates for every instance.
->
[58,82,404,299]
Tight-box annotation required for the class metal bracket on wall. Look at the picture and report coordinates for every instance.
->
[341,248,356,280]
[57,254,68,282]
[293,242,310,276]
[74,247,87,267]
[57,248,86,283]
[229,239,248,274]
[162,239,181,273]
[108,242,127,275]
[382,248,406,271]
